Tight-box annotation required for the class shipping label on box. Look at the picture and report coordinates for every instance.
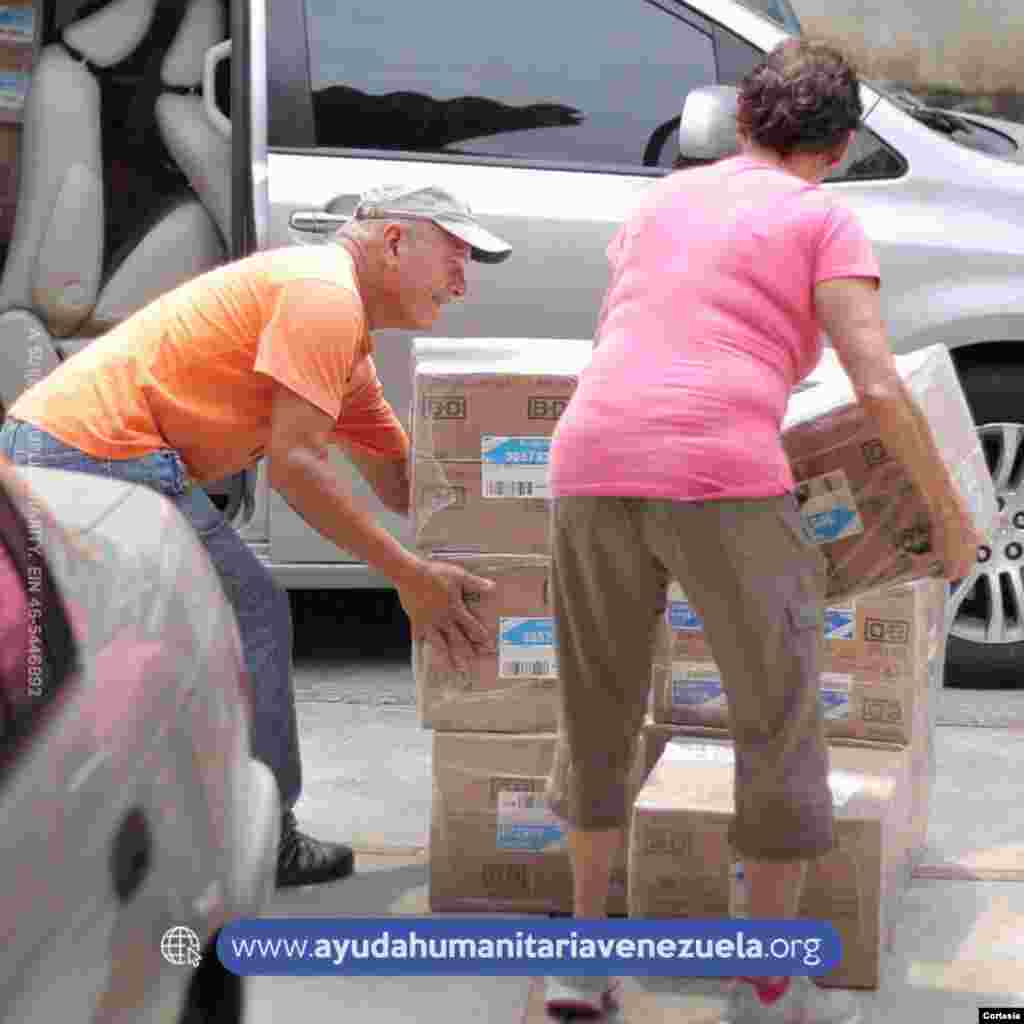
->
[499,616,557,679]
[481,435,551,499]
[798,468,865,544]
[821,672,852,720]
[413,555,559,732]
[783,344,998,602]
[411,456,551,555]
[495,786,564,852]
[668,661,726,709]
[824,606,855,642]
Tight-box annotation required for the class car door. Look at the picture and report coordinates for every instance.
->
[257,0,777,581]
[211,0,270,546]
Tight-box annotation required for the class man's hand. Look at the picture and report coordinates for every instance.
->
[396,560,497,673]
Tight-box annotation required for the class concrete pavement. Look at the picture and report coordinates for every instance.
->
[244,592,1024,1022]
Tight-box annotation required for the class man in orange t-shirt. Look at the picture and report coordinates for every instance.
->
[0,184,512,888]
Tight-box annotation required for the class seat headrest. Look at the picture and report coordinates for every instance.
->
[62,0,157,68]
[162,0,225,89]
[678,85,741,162]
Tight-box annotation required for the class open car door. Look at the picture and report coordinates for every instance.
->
[0,0,260,524]
[208,0,266,534]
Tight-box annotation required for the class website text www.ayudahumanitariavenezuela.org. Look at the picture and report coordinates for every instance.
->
[227,928,826,969]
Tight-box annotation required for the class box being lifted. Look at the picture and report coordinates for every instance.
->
[782,344,997,601]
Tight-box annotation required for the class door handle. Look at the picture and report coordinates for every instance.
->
[288,211,352,233]
[111,808,152,904]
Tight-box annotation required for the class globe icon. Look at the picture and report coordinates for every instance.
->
[161,925,202,967]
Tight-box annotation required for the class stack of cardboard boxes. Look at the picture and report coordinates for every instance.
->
[410,338,624,914]
[635,578,948,988]
[629,344,998,989]
[410,337,997,987]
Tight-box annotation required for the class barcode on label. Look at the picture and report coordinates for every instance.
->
[486,481,536,497]
[500,661,553,676]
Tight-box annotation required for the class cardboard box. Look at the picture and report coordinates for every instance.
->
[655,582,860,669]
[429,732,639,915]
[782,344,998,601]
[0,41,32,125]
[639,656,938,862]
[651,577,948,745]
[411,337,591,461]
[412,456,551,555]
[0,121,18,241]
[412,372,578,461]
[628,736,917,989]
[414,554,560,732]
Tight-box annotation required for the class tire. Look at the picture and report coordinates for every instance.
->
[178,932,244,1024]
[946,356,1024,688]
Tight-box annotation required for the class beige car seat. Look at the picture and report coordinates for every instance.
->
[0,0,231,411]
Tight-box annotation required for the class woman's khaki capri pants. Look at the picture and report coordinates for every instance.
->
[544,493,836,861]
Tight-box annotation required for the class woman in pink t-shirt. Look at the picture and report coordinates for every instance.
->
[543,40,981,1023]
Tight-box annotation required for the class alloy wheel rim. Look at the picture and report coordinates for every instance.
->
[950,422,1024,645]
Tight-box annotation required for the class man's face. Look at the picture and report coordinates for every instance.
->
[393,222,470,330]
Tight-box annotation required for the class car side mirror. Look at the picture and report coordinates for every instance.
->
[678,85,741,163]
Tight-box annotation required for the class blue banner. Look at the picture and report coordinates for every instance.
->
[217,918,842,977]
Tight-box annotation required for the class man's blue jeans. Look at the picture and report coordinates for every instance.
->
[0,417,301,810]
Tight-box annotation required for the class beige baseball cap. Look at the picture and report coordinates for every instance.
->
[353,184,512,264]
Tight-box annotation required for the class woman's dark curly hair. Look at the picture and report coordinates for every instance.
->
[736,39,862,157]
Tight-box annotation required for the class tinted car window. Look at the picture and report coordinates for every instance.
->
[732,0,802,33]
[826,126,906,182]
[714,24,765,87]
[304,0,717,171]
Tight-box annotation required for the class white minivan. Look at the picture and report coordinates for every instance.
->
[1,0,1023,688]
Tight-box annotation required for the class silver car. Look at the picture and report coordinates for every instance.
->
[0,457,279,1023]
[1,0,1023,688]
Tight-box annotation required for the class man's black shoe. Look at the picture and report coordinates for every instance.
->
[276,811,355,888]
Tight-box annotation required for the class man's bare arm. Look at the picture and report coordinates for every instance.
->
[341,443,410,517]
[265,382,494,669]
[266,386,420,579]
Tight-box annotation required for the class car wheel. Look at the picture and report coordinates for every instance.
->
[178,932,244,1024]
[946,357,1024,688]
